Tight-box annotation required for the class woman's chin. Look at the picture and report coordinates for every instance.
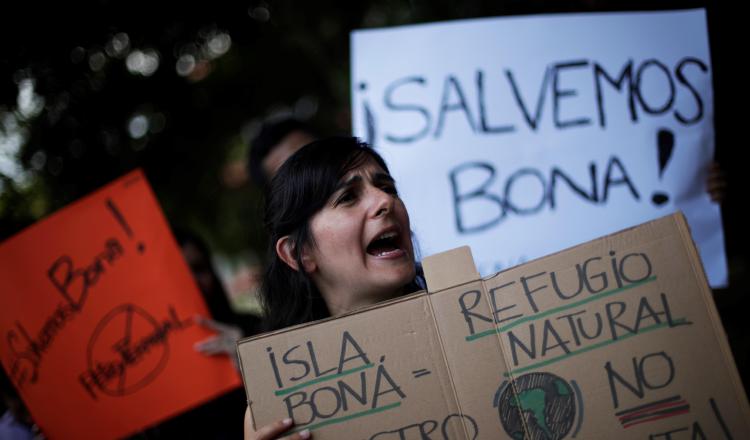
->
[381,265,417,293]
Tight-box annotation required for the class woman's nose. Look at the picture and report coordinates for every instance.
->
[368,186,393,218]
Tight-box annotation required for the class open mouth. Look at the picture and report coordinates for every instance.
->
[366,231,404,257]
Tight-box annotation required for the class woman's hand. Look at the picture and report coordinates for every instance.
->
[244,406,311,440]
[194,315,244,370]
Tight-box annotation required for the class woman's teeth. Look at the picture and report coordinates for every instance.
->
[367,232,401,256]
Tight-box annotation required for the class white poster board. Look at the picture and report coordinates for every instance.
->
[351,9,727,287]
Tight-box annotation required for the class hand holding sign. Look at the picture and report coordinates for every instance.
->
[244,409,312,440]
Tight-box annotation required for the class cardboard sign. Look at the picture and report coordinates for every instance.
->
[351,9,728,287]
[238,213,749,439]
[0,170,241,439]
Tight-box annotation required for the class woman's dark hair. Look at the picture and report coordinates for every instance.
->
[261,136,423,331]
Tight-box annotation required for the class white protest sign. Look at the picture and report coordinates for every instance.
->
[351,9,727,287]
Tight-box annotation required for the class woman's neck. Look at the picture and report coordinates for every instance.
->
[323,286,404,316]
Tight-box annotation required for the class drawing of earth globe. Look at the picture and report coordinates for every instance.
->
[496,372,576,440]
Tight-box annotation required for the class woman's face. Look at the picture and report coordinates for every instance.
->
[303,157,415,315]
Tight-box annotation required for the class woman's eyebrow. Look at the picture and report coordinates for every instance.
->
[372,173,395,184]
[333,174,363,192]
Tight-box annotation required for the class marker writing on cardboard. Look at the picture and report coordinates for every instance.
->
[367,413,479,440]
[646,398,734,439]
[457,250,692,373]
[266,331,405,430]
[460,249,655,336]
[501,295,688,375]
[606,350,677,411]
[494,372,580,439]
[606,351,736,438]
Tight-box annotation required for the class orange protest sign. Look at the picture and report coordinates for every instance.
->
[0,169,242,439]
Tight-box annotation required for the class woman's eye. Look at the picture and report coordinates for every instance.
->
[381,184,399,196]
[334,191,356,206]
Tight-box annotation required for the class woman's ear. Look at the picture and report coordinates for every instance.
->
[276,236,317,273]
[276,236,300,271]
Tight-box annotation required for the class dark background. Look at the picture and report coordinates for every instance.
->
[1,0,747,388]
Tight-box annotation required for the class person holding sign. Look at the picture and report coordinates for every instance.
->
[133,230,258,439]
[244,137,424,439]
[242,136,727,440]
[175,229,261,364]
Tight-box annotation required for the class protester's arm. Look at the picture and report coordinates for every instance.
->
[194,316,244,370]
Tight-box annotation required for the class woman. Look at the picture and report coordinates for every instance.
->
[246,137,424,440]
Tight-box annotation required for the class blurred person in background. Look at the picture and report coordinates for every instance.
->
[248,118,318,190]
[133,229,259,439]
[174,229,262,362]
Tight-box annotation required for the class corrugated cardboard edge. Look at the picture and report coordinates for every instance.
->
[423,245,538,439]
[422,246,484,439]
[422,246,529,439]
[672,212,750,428]
[421,298,473,439]
[236,337,256,429]
[428,245,543,438]
[423,246,480,293]
[423,246,482,439]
